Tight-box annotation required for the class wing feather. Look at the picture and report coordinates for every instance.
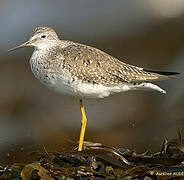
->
[54,42,177,85]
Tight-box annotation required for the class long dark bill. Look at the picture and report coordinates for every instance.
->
[8,41,30,52]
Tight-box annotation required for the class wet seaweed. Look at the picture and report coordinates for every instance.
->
[1,133,184,180]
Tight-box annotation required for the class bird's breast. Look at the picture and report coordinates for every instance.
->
[29,51,77,96]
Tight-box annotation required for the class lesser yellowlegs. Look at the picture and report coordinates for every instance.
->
[8,27,179,151]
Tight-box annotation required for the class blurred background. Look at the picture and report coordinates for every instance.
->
[0,0,184,164]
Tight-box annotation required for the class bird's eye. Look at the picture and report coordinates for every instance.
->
[41,35,46,38]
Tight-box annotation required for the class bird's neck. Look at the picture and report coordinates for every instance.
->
[35,41,58,51]
[31,40,73,62]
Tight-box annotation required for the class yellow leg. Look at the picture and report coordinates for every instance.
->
[78,99,87,151]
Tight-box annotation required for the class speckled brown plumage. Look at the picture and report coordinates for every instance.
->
[9,26,179,98]
[42,42,174,86]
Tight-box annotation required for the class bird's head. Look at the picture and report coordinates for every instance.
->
[8,26,59,51]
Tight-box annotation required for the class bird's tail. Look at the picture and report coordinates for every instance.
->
[131,82,166,94]
[143,69,179,80]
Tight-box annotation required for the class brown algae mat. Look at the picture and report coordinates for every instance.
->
[0,133,184,180]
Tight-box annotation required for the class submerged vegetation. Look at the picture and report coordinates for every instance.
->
[0,133,184,180]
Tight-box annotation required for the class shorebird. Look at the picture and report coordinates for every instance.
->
[8,26,179,151]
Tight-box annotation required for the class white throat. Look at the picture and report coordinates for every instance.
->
[34,40,57,50]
